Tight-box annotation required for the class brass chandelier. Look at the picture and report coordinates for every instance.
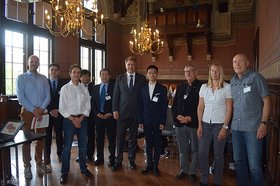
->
[129,1,163,56]
[129,20,164,56]
[44,0,103,37]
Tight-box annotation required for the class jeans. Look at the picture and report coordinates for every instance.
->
[175,126,198,175]
[231,130,264,186]
[61,118,88,174]
[198,122,227,185]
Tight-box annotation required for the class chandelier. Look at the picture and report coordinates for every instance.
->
[44,0,104,37]
[129,20,164,56]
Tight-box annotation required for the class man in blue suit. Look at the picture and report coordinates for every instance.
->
[139,65,168,176]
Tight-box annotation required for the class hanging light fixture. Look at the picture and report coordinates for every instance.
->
[44,0,104,37]
[129,1,164,55]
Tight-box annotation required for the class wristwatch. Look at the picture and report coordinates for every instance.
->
[222,125,229,130]
[261,121,269,125]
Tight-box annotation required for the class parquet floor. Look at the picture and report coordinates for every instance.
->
[8,138,237,186]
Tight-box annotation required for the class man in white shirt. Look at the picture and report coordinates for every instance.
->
[59,64,92,184]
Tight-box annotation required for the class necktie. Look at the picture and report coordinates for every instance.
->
[52,81,56,92]
[100,84,106,112]
[129,75,133,92]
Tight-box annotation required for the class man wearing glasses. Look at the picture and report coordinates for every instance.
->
[172,63,202,182]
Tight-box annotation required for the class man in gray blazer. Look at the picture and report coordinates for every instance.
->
[112,56,146,171]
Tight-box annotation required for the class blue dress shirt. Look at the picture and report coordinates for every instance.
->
[16,70,51,112]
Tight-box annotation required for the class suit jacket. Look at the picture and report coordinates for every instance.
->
[92,82,114,116]
[47,79,64,112]
[113,72,146,119]
[139,82,168,126]
[172,79,202,128]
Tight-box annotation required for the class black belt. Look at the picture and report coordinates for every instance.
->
[71,114,83,118]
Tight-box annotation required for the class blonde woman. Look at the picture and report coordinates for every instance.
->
[197,63,233,186]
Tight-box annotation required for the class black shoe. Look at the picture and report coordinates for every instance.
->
[129,161,137,170]
[81,169,93,177]
[176,171,188,179]
[112,163,122,171]
[199,182,208,186]
[141,166,153,174]
[75,157,79,162]
[189,174,197,182]
[60,174,67,184]
[108,161,115,167]
[94,159,104,166]
[154,167,160,176]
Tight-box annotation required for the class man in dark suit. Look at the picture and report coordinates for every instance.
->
[139,65,167,176]
[79,69,95,162]
[112,56,146,171]
[45,64,64,173]
[91,68,116,167]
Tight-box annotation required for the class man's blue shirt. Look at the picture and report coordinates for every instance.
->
[16,70,51,112]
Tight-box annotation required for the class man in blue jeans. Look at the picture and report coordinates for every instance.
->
[59,64,92,184]
[230,54,270,186]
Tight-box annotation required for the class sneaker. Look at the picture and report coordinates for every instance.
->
[36,164,45,175]
[46,164,52,173]
[24,166,32,179]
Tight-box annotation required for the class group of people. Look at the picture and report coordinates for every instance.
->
[15,54,270,186]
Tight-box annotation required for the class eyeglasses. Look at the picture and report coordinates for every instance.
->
[184,69,195,74]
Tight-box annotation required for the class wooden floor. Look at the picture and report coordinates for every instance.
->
[8,138,237,186]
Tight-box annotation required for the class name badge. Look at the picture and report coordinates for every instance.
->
[152,97,158,102]
[243,86,251,93]
[209,96,216,101]
[105,95,111,100]
[184,95,188,99]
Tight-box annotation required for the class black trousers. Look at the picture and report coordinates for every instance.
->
[115,116,138,164]
[95,117,116,162]
[45,114,63,164]
[87,115,95,159]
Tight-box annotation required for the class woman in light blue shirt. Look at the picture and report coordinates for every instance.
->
[197,63,233,186]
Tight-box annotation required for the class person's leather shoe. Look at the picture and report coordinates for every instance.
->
[189,174,197,182]
[176,171,188,179]
[94,159,104,166]
[154,167,160,176]
[129,161,137,170]
[112,163,122,171]
[141,166,153,174]
[81,169,93,177]
[60,174,67,184]
[75,157,79,162]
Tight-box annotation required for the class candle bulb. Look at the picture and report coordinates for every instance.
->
[101,14,104,24]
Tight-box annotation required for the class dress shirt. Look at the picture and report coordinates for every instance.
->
[230,70,270,131]
[59,81,91,118]
[199,83,232,124]
[16,70,51,112]
[148,82,156,100]
[126,72,136,87]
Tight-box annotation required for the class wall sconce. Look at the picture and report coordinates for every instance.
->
[206,54,211,61]
[168,56,173,62]
[187,55,192,61]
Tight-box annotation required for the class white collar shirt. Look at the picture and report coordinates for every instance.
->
[59,81,91,118]
[148,82,156,100]
[199,82,232,124]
